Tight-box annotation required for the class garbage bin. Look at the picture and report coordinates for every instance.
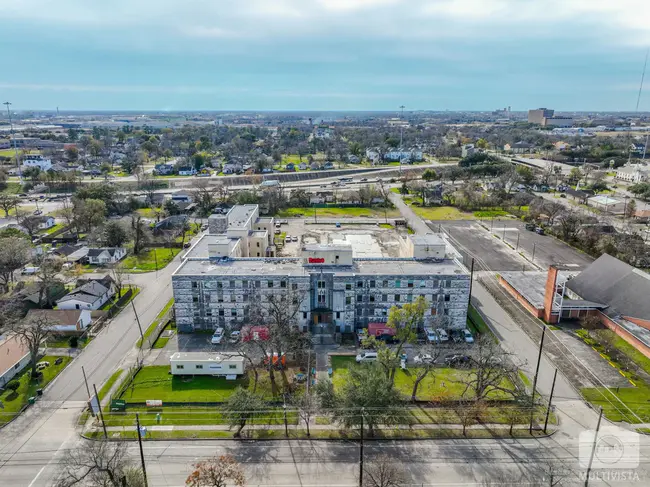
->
[28,397,36,405]
[36,389,43,396]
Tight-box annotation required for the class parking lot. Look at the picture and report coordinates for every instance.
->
[437,221,593,271]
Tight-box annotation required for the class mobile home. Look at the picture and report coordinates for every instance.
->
[169,352,245,377]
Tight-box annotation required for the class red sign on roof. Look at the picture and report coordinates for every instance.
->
[308,257,325,264]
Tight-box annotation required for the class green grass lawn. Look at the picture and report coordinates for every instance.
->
[379,223,394,229]
[152,321,176,349]
[98,369,124,401]
[44,335,91,349]
[39,223,66,235]
[136,207,159,218]
[137,298,174,347]
[278,207,399,218]
[467,305,491,335]
[330,356,513,401]
[122,248,181,272]
[581,385,650,423]
[0,182,23,195]
[410,206,474,220]
[0,355,72,426]
[473,210,510,218]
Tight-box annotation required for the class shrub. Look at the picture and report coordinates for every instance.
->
[69,336,79,348]
[5,380,20,392]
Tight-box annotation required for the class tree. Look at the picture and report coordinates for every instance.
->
[34,255,64,307]
[64,146,79,163]
[0,237,30,292]
[409,344,445,401]
[542,201,564,225]
[103,220,128,247]
[17,213,42,238]
[456,336,520,401]
[362,454,406,487]
[516,165,535,185]
[568,167,582,184]
[454,399,484,436]
[130,215,151,255]
[625,198,637,219]
[10,311,53,378]
[73,198,107,232]
[186,455,246,487]
[0,194,19,217]
[290,391,318,437]
[191,180,216,217]
[330,364,406,437]
[580,315,602,338]
[221,387,265,437]
[556,211,582,242]
[476,138,489,150]
[110,265,127,298]
[55,440,144,487]
[422,168,438,182]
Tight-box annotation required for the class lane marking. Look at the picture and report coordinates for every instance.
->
[28,465,46,487]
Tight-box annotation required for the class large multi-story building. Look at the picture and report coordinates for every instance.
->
[207,204,276,258]
[173,207,470,336]
[528,108,554,125]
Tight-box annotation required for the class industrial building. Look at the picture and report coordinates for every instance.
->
[172,206,470,337]
[528,108,573,128]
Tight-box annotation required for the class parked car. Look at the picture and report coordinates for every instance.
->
[356,351,378,363]
[525,223,536,231]
[210,327,225,344]
[463,329,474,343]
[291,236,298,242]
[285,235,291,243]
[275,229,281,235]
[413,354,434,365]
[436,328,449,342]
[275,222,281,228]
[183,242,191,248]
[444,354,471,367]
[21,266,40,275]
[535,227,545,235]
[228,331,241,344]
[360,178,368,182]
[33,210,43,215]
[425,328,438,343]
[36,361,50,371]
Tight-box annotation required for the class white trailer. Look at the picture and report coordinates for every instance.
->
[170,352,245,377]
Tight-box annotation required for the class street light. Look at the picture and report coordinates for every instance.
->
[3,102,22,182]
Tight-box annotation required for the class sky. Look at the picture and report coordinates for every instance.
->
[1,0,650,112]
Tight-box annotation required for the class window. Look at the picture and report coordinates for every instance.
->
[318,280,325,289]
[443,309,449,316]
[230,280,235,288]
[395,294,401,302]
[382,280,388,287]
[395,280,401,288]
[206,310,212,316]
[369,295,375,303]
[292,283,298,290]
[243,294,248,302]
[444,294,451,302]
[217,296,224,303]
[431,308,437,316]
[382,294,387,302]
[281,281,287,288]
[318,294,326,304]
[196,365,203,369]
[346,296,352,305]
[219,309,224,316]
[176,365,184,370]
[382,309,387,317]
[257,242,260,247]
[242,280,248,288]
[231,309,237,317]
[420,280,426,288]
[303,312,307,319]
[357,294,363,302]
[369,280,376,288]
[268,280,273,288]
[407,280,414,288]
[193,296,199,303]
[217,282,223,289]
[406,294,412,302]
[229,364,237,370]
[257,253,260,257]
[192,281,198,289]
[345,283,352,290]
[336,311,341,319]
[255,280,261,288]
[357,280,363,288]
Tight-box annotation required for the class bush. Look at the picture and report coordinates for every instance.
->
[5,380,20,392]
[69,336,79,348]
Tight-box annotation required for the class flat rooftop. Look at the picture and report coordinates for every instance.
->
[174,256,466,278]
[228,204,258,228]
[170,352,244,362]
[409,234,446,246]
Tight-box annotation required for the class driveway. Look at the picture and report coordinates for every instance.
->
[388,193,430,234]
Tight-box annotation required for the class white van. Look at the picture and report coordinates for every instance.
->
[355,351,378,363]
[436,328,449,342]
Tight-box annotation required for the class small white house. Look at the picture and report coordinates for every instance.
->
[56,281,115,310]
[86,247,126,265]
[25,309,92,333]
[177,167,197,176]
[34,216,56,230]
[170,352,245,377]
[0,335,30,388]
[22,154,52,171]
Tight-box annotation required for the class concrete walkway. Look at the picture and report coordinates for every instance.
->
[388,192,431,234]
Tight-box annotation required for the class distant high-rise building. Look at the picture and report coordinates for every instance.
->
[528,108,554,124]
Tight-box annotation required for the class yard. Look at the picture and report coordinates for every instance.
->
[409,206,474,220]
[121,248,181,272]
[152,321,176,349]
[0,355,72,426]
[137,298,174,348]
[277,206,399,219]
[39,223,66,235]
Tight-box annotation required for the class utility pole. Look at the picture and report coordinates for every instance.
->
[136,413,149,487]
[584,407,604,487]
[529,326,546,434]
[502,223,506,241]
[283,397,289,438]
[468,258,475,301]
[516,231,520,250]
[359,407,364,487]
[399,105,405,176]
[544,368,558,433]
[81,366,91,400]
[531,242,536,263]
[306,348,312,396]
[3,102,22,182]
[93,384,108,439]
[131,300,145,348]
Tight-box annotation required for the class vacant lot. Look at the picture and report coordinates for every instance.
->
[122,248,181,272]
[410,206,474,220]
[278,207,399,218]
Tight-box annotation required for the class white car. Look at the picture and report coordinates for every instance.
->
[291,236,298,242]
[463,329,474,343]
[413,354,434,365]
[210,327,224,344]
[355,351,378,363]
[425,328,438,343]
[228,331,241,344]
[436,328,449,342]
[285,236,291,243]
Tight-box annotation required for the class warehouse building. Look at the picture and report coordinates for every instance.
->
[173,207,470,337]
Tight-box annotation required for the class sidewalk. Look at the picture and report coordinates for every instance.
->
[388,193,430,234]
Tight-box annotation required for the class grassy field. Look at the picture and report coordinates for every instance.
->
[44,335,91,349]
[473,210,510,218]
[122,248,181,272]
[0,356,72,426]
[137,298,174,347]
[152,321,176,349]
[39,223,66,235]
[581,385,650,423]
[330,356,513,401]
[136,207,159,218]
[98,369,124,401]
[467,305,491,335]
[278,207,399,218]
[0,182,23,195]
[410,206,474,220]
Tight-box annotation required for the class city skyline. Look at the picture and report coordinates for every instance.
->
[0,0,649,111]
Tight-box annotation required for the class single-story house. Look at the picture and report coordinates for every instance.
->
[34,216,56,230]
[298,162,308,170]
[25,309,92,333]
[171,192,192,203]
[0,335,30,388]
[52,244,89,263]
[177,167,197,176]
[14,281,67,308]
[86,247,127,265]
[505,142,535,154]
[347,155,361,164]
[56,280,115,310]
[322,162,334,170]
[170,352,245,377]
[154,163,175,175]
[285,163,295,171]
[223,163,243,174]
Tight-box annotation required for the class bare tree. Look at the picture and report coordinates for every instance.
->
[377,180,391,224]
[362,454,406,487]
[17,212,42,238]
[10,311,56,378]
[409,343,446,402]
[0,236,30,292]
[0,194,19,217]
[454,399,484,436]
[290,391,318,437]
[186,455,246,487]
[130,214,150,255]
[543,201,564,226]
[55,441,144,487]
[580,314,602,338]
[34,255,64,307]
[110,264,127,298]
[191,179,216,217]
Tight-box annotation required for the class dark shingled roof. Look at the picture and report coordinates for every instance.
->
[566,253,650,320]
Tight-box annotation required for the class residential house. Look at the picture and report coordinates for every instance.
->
[422,183,444,206]
[222,163,242,174]
[0,335,30,388]
[52,244,89,263]
[322,161,334,170]
[504,142,535,154]
[347,155,361,164]
[554,141,571,151]
[178,167,197,176]
[384,150,424,162]
[313,127,333,139]
[22,154,52,171]
[56,280,115,310]
[285,163,295,171]
[298,162,308,170]
[0,139,10,150]
[310,162,321,171]
[616,165,649,183]
[631,143,646,156]
[154,163,175,175]
[633,209,650,223]
[461,144,476,158]
[86,247,127,265]
[171,192,192,203]
[154,215,188,234]
[25,309,92,334]
[33,216,56,230]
